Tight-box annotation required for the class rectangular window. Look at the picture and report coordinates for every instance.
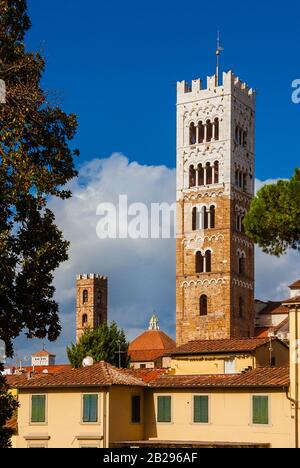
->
[31,395,46,423]
[252,396,269,425]
[224,359,237,374]
[82,394,99,423]
[194,396,209,424]
[157,396,171,423]
[131,395,141,423]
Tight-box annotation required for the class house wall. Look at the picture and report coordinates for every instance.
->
[144,389,293,448]
[16,388,107,448]
[255,341,289,368]
[109,386,144,444]
[172,354,254,375]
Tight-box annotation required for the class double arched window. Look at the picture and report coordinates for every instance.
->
[189,118,220,145]
[189,161,219,188]
[235,166,249,192]
[192,205,216,231]
[235,124,248,148]
[196,250,212,274]
[200,295,208,316]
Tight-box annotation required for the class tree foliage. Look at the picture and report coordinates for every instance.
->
[244,169,300,256]
[0,0,78,354]
[67,322,130,369]
[0,1,78,447]
[0,366,19,449]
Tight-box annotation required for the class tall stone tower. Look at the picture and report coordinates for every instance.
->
[176,71,255,346]
[76,274,108,343]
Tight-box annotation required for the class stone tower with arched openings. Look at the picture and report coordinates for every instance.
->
[176,71,256,345]
[76,274,108,343]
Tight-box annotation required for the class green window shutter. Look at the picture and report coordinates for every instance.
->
[157,396,171,423]
[194,396,209,423]
[132,396,141,423]
[253,396,269,425]
[31,395,46,423]
[83,394,98,423]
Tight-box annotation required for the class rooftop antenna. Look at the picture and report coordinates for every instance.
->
[215,31,224,87]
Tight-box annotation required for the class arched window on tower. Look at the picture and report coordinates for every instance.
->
[200,295,208,316]
[192,207,197,231]
[206,163,213,185]
[239,297,245,318]
[214,118,219,141]
[243,173,248,192]
[210,205,216,229]
[206,120,213,142]
[198,121,205,144]
[205,250,212,273]
[83,290,88,304]
[189,165,196,188]
[189,123,197,145]
[238,253,246,276]
[214,161,219,184]
[203,206,209,230]
[196,252,204,274]
[198,164,204,186]
[82,314,88,327]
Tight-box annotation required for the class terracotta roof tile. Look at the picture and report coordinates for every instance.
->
[129,331,175,352]
[10,361,146,389]
[31,349,55,357]
[282,296,300,305]
[129,349,171,363]
[259,302,289,316]
[289,280,300,289]
[5,416,18,434]
[148,367,289,389]
[127,368,167,383]
[172,338,274,356]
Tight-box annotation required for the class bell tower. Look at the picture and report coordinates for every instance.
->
[176,71,256,345]
[76,274,108,343]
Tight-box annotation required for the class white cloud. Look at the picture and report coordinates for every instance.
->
[10,156,300,364]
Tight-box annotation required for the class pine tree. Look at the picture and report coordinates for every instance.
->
[244,169,300,256]
[0,0,78,446]
[67,322,130,369]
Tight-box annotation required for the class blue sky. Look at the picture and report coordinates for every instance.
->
[26,0,300,178]
[8,0,300,364]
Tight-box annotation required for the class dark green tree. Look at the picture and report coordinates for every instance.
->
[0,0,78,446]
[67,322,130,369]
[244,169,300,256]
[0,372,19,448]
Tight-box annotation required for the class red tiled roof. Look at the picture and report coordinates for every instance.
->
[129,349,170,363]
[282,296,300,305]
[289,280,300,289]
[128,368,167,383]
[259,301,289,316]
[31,350,56,357]
[23,365,70,374]
[148,367,289,389]
[129,330,175,352]
[5,416,18,434]
[254,327,271,338]
[172,338,274,356]
[10,361,146,389]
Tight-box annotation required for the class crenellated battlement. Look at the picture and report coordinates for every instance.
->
[177,70,255,107]
[76,274,108,281]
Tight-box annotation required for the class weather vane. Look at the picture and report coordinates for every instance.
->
[216,31,224,86]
